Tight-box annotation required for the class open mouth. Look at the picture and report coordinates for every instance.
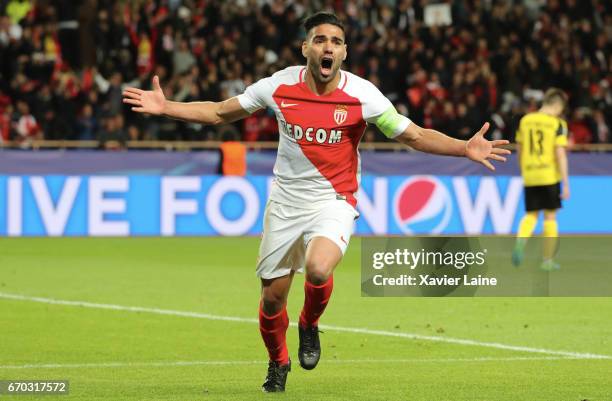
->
[320,57,333,77]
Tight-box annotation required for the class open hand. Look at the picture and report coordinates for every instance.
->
[465,122,511,171]
[122,75,166,115]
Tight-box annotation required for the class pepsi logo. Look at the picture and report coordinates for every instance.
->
[393,176,453,234]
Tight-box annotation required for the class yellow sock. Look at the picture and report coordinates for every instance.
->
[542,220,559,260]
[543,220,558,237]
[517,212,538,238]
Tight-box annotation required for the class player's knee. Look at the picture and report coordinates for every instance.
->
[260,291,286,315]
[543,210,557,220]
[305,261,332,285]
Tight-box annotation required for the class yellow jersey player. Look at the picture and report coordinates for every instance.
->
[512,88,570,271]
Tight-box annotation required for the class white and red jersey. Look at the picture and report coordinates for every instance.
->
[237,66,410,209]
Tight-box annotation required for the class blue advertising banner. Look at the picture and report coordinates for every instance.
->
[0,175,610,236]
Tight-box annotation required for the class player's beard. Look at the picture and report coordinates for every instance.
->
[310,57,340,84]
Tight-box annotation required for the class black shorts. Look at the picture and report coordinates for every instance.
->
[524,183,562,212]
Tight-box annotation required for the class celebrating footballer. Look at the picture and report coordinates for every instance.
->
[123,12,510,393]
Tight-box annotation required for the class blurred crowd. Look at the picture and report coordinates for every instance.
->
[1,0,611,148]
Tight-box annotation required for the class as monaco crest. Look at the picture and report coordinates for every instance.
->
[334,104,348,125]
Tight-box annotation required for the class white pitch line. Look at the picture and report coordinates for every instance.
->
[0,356,595,371]
[0,361,262,370]
[1,292,610,361]
[316,325,612,360]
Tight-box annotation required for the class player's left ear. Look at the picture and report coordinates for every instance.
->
[342,44,347,61]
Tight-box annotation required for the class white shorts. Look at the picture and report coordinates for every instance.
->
[256,200,359,279]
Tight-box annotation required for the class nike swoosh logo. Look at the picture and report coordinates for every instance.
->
[281,101,298,108]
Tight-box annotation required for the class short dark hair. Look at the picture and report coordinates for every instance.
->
[543,88,568,107]
[303,12,345,36]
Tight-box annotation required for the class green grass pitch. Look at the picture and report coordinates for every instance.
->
[0,237,611,400]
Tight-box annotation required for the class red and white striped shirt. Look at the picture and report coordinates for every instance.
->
[238,66,410,209]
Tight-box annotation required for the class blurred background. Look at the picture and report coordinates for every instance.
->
[0,0,611,237]
[0,0,611,148]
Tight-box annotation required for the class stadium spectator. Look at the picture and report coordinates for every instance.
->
[13,99,40,142]
[173,38,196,76]
[126,123,142,142]
[591,109,610,144]
[0,103,13,142]
[97,113,127,150]
[569,108,593,144]
[1,0,612,146]
[76,103,97,141]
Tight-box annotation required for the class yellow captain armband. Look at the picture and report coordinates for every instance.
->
[374,107,411,139]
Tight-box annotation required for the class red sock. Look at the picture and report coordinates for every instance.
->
[299,275,334,328]
[259,304,289,365]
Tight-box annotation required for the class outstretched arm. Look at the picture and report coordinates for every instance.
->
[122,75,249,125]
[395,122,511,171]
